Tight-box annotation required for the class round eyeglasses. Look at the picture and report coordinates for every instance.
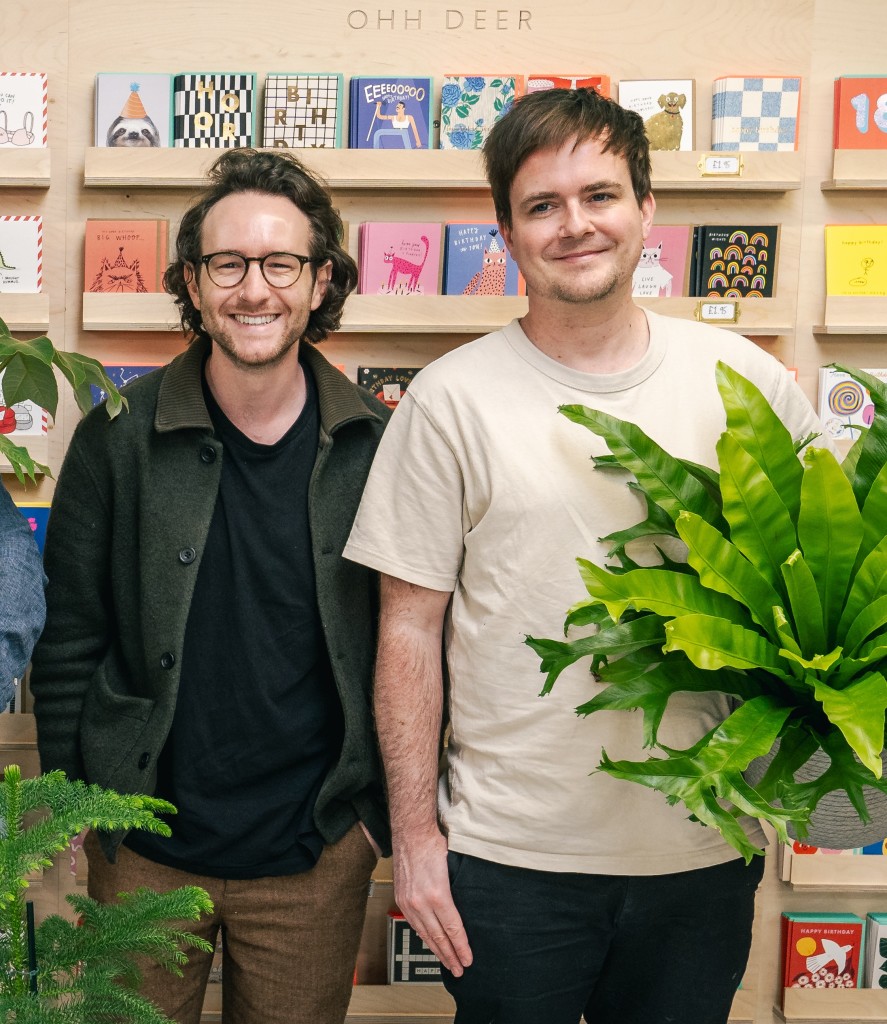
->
[199,251,324,289]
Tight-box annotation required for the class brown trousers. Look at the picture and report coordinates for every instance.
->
[85,824,377,1024]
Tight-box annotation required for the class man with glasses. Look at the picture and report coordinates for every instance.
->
[31,149,390,1024]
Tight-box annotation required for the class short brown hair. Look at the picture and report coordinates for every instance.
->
[483,88,652,230]
[164,148,357,346]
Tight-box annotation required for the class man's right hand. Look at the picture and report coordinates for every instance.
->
[392,829,473,976]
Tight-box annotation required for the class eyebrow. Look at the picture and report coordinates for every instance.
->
[518,180,626,209]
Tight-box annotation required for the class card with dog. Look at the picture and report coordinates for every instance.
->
[618,79,695,151]
[95,74,172,148]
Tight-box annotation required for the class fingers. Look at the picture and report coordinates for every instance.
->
[392,835,474,976]
[403,888,472,976]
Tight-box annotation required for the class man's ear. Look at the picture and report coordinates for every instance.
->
[499,221,513,254]
[640,193,656,241]
[310,259,333,312]
[184,263,201,310]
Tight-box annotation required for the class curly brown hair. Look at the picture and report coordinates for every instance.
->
[164,148,357,346]
[483,88,652,231]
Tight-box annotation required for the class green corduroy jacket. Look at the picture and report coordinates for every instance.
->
[30,337,393,860]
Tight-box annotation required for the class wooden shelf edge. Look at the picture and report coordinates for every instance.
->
[825,151,887,192]
[0,294,51,333]
[0,436,50,476]
[822,181,887,192]
[652,150,801,191]
[777,987,887,1022]
[84,148,489,190]
[80,292,793,336]
[729,988,755,1022]
[812,325,887,335]
[82,147,800,192]
[0,149,51,188]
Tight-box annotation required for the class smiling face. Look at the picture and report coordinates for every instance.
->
[500,134,655,308]
[185,191,331,372]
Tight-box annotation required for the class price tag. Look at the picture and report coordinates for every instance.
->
[698,154,743,177]
[695,301,740,324]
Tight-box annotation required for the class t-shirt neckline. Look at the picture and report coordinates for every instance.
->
[501,309,667,395]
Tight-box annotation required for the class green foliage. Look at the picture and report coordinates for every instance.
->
[0,318,126,484]
[527,362,887,863]
[0,765,212,1022]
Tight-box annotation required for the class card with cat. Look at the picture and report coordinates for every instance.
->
[358,222,443,295]
[632,224,693,298]
[84,219,169,294]
[442,223,523,296]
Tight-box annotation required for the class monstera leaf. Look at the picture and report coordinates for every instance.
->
[0,317,126,483]
[527,362,887,862]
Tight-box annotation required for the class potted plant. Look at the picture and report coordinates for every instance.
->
[527,363,887,863]
[0,764,211,1022]
[0,316,126,483]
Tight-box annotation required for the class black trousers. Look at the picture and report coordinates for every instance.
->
[441,850,765,1024]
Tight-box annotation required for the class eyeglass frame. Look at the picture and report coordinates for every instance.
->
[197,250,327,289]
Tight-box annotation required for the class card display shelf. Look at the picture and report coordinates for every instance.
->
[0,436,49,477]
[200,983,455,1023]
[81,292,793,336]
[822,151,887,191]
[0,294,51,333]
[82,148,801,193]
[777,988,887,1022]
[652,150,802,191]
[781,853,887,891]
[0,149,51,188]
[199,982,756,1023]
[83,148,489,191]
[813,296,887,335]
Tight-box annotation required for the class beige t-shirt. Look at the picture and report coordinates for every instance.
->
[345,311,823,874]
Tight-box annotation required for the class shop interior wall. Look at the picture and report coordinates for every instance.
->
[2,2,886,1020]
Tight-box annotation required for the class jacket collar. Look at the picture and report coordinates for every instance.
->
[154,336,385,436]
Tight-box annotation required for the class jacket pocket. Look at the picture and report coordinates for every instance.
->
[80,658,156,792]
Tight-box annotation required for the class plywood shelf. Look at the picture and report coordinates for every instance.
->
[0,149,51,188]
[813,296,887,335]
[822,150,887,191]
[82,148,801,193]
[780,850,887,891]
[82,292,181,332]
[200,984,455,1024]
[83,148,490,191]
[777,988,887,1022]
[0,436,50,476]
[81,292,794,336]
[652,150,802,191]
[0,294,51,333]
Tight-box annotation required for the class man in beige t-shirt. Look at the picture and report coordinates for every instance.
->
[345,89,822,1024]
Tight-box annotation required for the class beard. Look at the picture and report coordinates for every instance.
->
[199,309,309,371]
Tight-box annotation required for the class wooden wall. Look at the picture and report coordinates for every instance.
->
[2,1,886,1020]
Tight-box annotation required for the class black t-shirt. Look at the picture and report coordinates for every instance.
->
[127,363,343,878]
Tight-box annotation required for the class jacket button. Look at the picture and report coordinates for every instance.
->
[138,752,150,770]
[160,652,176,670]
[200,445,217,464]
[179,547,196,564]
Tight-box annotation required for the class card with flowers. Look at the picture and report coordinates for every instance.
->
[438,75,523,150]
